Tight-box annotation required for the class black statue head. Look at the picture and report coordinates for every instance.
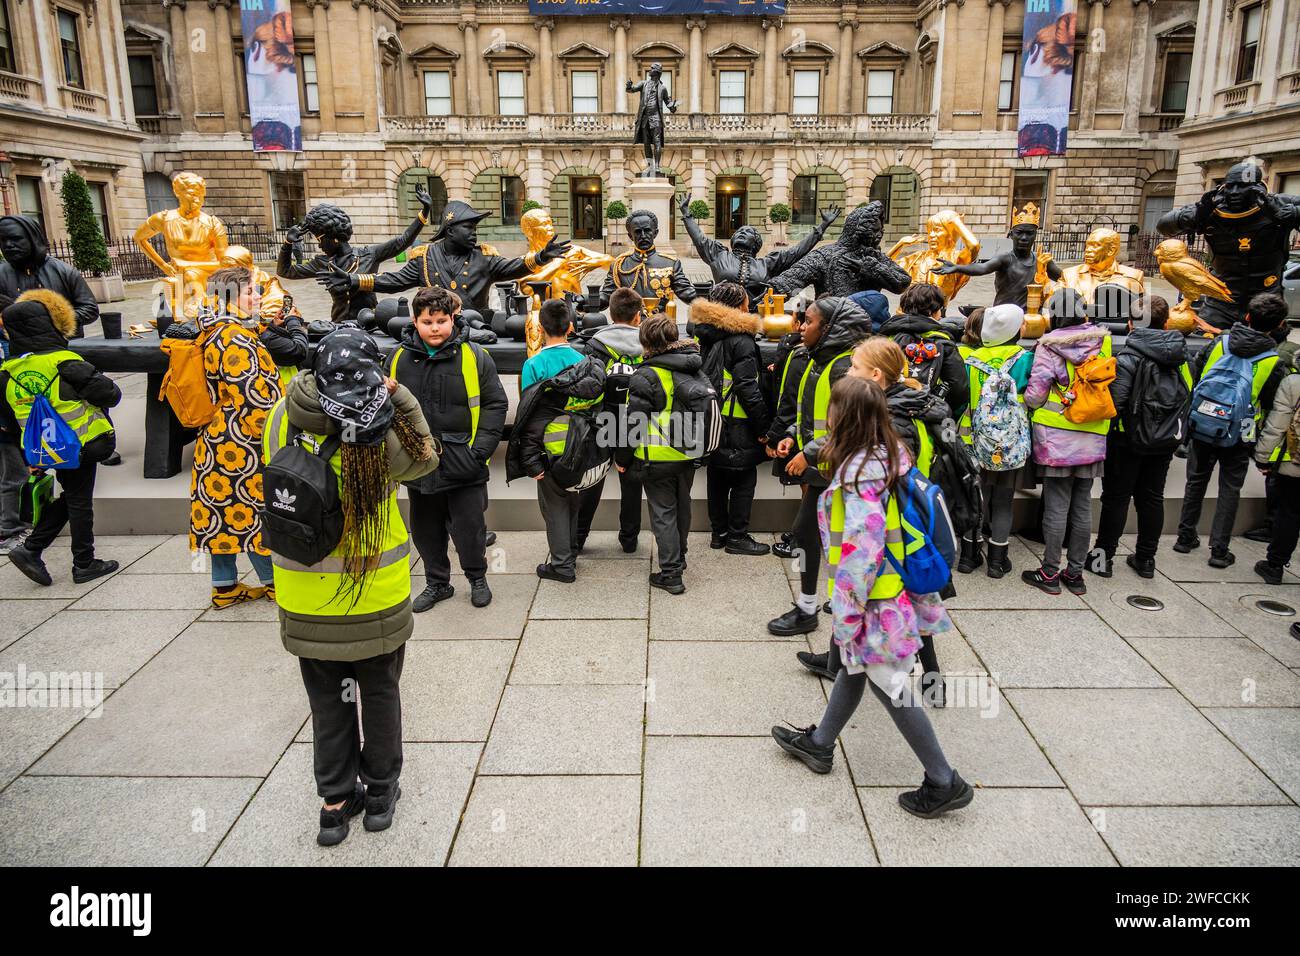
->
[840,202,884,251]
[626,209,658,252]
[1219,162,1267,214]
[0,215,46,269]
[1008,223,1039,254]
[730,225,762,259]
[649,62,663,81]
[301,203,354,254]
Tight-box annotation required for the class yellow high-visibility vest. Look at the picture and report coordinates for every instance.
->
[796,349,854,442]
[634,366,693,461]
[957,344,1025,445]
[1030,335,1114,436]
[2,349,114,454]
[825,485,905,600]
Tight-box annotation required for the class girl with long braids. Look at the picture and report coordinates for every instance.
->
[264,327,437,847]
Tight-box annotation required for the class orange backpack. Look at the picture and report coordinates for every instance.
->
[158,332,217,428]
[1063,353,1117,425]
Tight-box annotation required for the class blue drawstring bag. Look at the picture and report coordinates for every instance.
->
[18,381,81,470]
[883,465,956,594]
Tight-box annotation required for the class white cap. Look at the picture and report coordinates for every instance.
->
[981,304,1025,347]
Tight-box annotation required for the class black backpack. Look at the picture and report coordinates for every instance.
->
[598,341,642,413]
[924,422,984,538]
[263,427,344,566]
[1125,358,1192,454]
[893,331,952,402]
[671,369,722,459]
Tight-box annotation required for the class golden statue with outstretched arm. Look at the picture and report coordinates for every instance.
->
[518,207,612,355]
[133,172,228,318]
[888,210,980,301]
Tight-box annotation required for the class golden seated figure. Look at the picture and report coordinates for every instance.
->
[1050,227,1146,304]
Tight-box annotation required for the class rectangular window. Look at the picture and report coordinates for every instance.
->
[571,70,598,113]
[998,51,1018,111]
[497,70,525,115]
[1279,172,1300,196]
[17,176,44,237]
[866,70,894,114]
[658,70,672,100]
[269,171,306,231]
[1160,51,1191,113]
[57,9,83,88]
[500,175,524,223]
[792,69,820,114]
[1236,5,1262,84]
[128,55,159,115]
[299,53,319,113]
[719,69,746,113]
[87,182,110,242]
[869,175,892,223]
[791,175,818,226]
[423,70,451,116]
[0,1,15,73]
[1012,170,1050,225]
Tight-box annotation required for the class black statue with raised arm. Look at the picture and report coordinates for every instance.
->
[770,201,911,299]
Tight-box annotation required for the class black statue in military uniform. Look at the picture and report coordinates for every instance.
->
[1157,161,1300,330]
[317,200,571,325]
[770,201,911,299]
[628,63,677,178]
[678,195,841,309]
[599,209,698,309]
[277,188,433,324]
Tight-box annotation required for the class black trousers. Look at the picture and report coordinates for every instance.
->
[1096,435,1174,563]
[24,458,98,567]
[794,483,822,596]
[1177,439,1253,554]
[298,644,405,803]
[706,463,758,538]
[642,461,694,576]
[1268,473,1300,567]
[408,484,488,586]
[576,467,643,544]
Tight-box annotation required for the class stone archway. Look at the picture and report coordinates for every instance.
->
[396,167,448,240]
[548,166,604,241]
[788,165,847,242]
[711,166,766,241]
[469,166,527,244]
[869,164,920,245]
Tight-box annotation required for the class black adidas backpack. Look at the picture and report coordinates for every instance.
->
[671,369,723,460]
[263,427,345,567]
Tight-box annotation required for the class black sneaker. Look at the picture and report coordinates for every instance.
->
[71,559,119,584]
[537,562,576,583]
[768,604,819,636]
[822,601,832,614]
[102,451,123,466]
[469,577,493,607]
[619,534,638,554]
[772,539,799,560]
[986,543,1012,579]
[1021,566,1062,595]
[725,534,771,556]
[1254,560,1284,585]
[1208,550,1236,569]
[1291,622,1300,642]
[795,650,834,680]
[1060,569,1087,595]
[1172,534,1200,553]
[363,783,401,832]
[412,582,455,612]
[1125,553,1156,579]
[8,546,52,587]
[1243,525,1272,544]
[898,771,974,819]
[771,724,834,774]
[649,571,685,594]
[484,531,498,547]
[1086,547,1112,578]
[710,534,726,550]
[317,782,365,847]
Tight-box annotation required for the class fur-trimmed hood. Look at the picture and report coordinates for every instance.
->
[2,288,78,353]
[689,298,762,338]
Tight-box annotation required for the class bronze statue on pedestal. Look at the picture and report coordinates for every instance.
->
[628,63,678,178]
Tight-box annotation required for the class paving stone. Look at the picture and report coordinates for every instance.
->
[1077,569,1238,638]
[0,776,258,866]
[0,609,200,688]
[571,531,654,560]
[0,599,70,653]
[1095,806,1300,866]
[67,571,215,610]
[946,539,1088,610]
[511,619,646,685]
[0,693,108,790]
[1177,583,1300,666]
[1129,638,1300,707]
[641,736,876,866]
[31,624,305,777]
[646,641,829,736]
[1202,707,1300,802]
[408,573,537,640]
[210,743,478,866]
[198,594,281,622]
[530,561,648,620]
[1128,534,1279,584]
[448,776,641,867]
[0,534,169,599]
[119,533,201,574]
[454,530,553,574]
[481,684,643,775]
[649,569,797,641]
[1007,689,1288,805]
[953,610,1166,688]
[403,640,513,741]
[858,788,1114,866]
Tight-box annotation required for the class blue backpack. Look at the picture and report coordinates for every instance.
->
[883,466,957,594]
[17,381,81,470]
[1188,335,1275,447]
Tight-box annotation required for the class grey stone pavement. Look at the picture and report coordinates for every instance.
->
[1,527,1299,867]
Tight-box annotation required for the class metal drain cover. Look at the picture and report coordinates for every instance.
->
[1126,595,1164,612]
[1255,600,1296,617]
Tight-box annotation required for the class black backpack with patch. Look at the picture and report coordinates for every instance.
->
[263,427,345,566]
[1125,358,1192,455]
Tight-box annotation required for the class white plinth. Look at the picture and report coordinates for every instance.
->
[624,176,678,255]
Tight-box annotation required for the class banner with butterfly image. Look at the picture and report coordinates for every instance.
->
[240,0,302,151]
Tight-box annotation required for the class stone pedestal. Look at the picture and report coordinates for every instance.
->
[625,177,678,255]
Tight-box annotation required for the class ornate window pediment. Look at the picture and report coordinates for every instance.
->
[709,42,761,61]
[782,39,835,61]
[409,40,460,76]
[558,41,610,61]
[632,41,686,65]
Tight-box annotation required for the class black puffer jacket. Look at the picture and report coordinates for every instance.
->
[507,355,606,481]
[692,299,771,468]
[1191,322,1288,423]
[1112,327,1189,430]
[616,339,706,472]
[258,314,309,371]
[880,312,970,420]
[0,215,99,330]
[886,381,952,463]
[390,318,508,494]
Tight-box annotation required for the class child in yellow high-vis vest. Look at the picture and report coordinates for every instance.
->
[0,290,121,586]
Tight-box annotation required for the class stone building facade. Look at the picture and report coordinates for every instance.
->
[4,0,1208,260]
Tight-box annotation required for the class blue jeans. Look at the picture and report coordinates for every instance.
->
[210,551,274,587]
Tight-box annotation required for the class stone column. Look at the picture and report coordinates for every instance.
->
[612,18,630,113]
[459,17,480,115]
[307,0,337,133]
[609,147,626,202]
[1182,0,1214,119]
[761,17,779,116]
[110,0,135,123]
[687,17,706,114]
[981,0,1010,122]
[31,0,63,109]
[837,16,856,114]
[1079,0,1107,130]
[771,146,790,206]
[690,147,707,198]
[162,0,195,126]
[1123,0,1154,130]
[527,147,545,203]
[936,0,963,128]
[535,18,555,114]
[211,0,239,131]
[354,0,379,131]
[1257,0,1289,107]
[91,1,123,121]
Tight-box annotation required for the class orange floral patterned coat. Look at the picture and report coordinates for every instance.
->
[189,317,283,555]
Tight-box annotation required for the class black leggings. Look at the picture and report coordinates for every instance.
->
[794,484,821,596]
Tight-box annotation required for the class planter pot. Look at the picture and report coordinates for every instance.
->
[85,272,126,304]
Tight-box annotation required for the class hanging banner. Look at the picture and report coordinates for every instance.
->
[530,0,786,15]
[240,0,302,151]
[1017,0,1078,157]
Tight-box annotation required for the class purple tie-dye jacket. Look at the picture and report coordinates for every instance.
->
[1023,323,1113,467]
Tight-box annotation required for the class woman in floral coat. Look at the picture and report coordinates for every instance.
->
[190,266,282,608]
[771,376,974,819]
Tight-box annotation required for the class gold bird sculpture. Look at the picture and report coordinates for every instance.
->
[1155,238,1232,334]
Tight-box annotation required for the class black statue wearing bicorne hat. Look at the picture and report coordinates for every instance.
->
[277,186,434,323]
[598,209,697,309]
[770,201,912,299]
[1156,161,1300,330]
[318,200,571,322]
